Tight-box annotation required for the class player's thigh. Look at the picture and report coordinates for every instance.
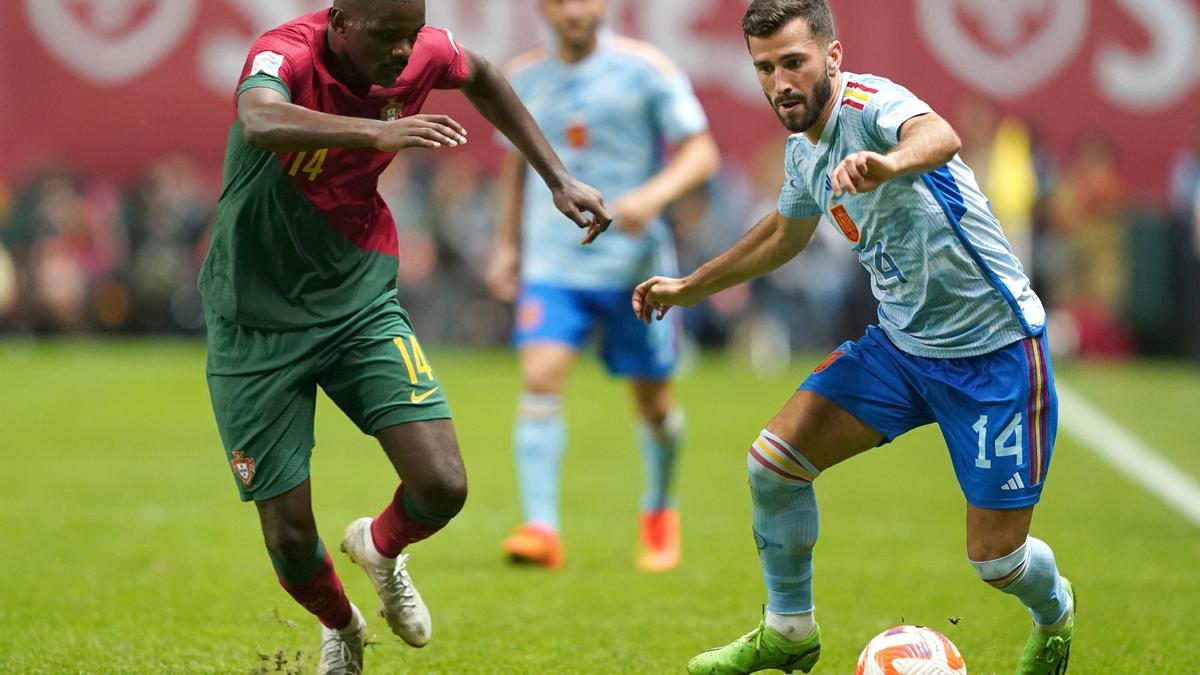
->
[595,288,677,381]
[786,327,934,471]
[765,390,884,472]
[319,297,451,437]
[519,343,577,394]
[206,315,319,503]
[930,333,1057,511]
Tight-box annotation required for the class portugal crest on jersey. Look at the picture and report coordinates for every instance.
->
[382,97,402,121]
[230,451,256,487]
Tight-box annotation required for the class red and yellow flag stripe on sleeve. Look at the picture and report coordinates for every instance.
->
[842,81,877,111]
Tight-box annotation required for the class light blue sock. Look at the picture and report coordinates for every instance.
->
[747,429,821,615]
[514,393,566,531]
[638,408,684,512]
[970,536,1070,627]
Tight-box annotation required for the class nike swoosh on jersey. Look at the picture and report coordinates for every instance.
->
[410,387,440,403]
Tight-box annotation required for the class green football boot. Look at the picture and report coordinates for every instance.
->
[687,620,820,675]
[1017,576,1075,674]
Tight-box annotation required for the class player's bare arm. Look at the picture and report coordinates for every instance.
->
[633,211,820,322]
[485,152,527,302]
[459,49,611,244]
[236,87,468,153]
[614,131,720,234]
[830,112,961,196]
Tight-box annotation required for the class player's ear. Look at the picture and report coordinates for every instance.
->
[329,7,348,35]
[826,40,843,77]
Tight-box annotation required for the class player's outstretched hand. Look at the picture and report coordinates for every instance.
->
[612,189,660,235]
[632,276,701,324]
[375,114,469,151]
[552,179,612,245]
[830,151,899,196]
[485,243,520,303]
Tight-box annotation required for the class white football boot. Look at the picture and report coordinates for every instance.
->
[316,603,367,675]
[340,517,432,647]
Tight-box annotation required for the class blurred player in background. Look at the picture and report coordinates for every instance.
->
[198,0,609,672]
[486,0,719,572]
[634,0,1074,672]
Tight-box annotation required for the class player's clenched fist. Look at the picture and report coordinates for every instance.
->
[632,276,701,324]
[829,150,899,196]
[375,114,469,151]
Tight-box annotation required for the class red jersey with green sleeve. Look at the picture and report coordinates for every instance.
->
[198,10,469,329]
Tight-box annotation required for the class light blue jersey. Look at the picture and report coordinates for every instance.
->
[778,72,1045,358]
[502,31,708,290]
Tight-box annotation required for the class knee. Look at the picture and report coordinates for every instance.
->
[412,468,468,519]
[968,537,1026,564]
[524,378,561,396]
[263,519,318,562]
[523,363,567,396]
[434,470,469,516]
[637,401,670,426]
[632,385,672,425]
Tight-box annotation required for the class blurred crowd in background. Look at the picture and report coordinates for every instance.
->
[3,98,1200,365]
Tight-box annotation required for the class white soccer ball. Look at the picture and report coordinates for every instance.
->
[855,625,967,675]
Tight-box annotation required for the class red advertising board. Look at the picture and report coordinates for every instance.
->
[3,0,1197,200]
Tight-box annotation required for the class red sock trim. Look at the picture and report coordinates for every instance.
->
[369,484,449,558]
[277,549,352,630]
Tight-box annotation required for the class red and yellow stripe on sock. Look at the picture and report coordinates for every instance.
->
[749,430,818,484]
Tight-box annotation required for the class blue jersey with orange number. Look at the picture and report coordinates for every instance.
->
[499,31,708,290]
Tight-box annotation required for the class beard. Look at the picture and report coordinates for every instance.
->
[559,18,601,55]
[772,72,834,133]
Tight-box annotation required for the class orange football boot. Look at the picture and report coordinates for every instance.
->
[502,523,564,569]
[638,508,681,572]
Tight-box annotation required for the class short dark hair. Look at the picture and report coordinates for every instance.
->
[742,0,836,44]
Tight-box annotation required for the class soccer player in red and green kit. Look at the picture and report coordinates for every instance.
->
[198,1,610,672]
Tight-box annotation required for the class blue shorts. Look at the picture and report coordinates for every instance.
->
[514,283,677,379]
[799,326,1057,509]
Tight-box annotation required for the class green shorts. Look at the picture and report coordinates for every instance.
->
[205,289,451,502]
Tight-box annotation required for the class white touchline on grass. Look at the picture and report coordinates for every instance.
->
[1057,381,1200,528]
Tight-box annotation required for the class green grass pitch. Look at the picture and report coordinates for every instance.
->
[1,341,1196,673]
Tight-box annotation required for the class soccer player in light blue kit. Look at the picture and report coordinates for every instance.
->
[487,0,719,571]
[634,1,1074,672]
